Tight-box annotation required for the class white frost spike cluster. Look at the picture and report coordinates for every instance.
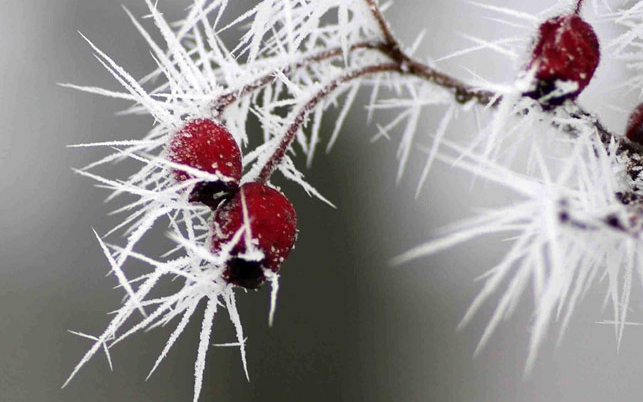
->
[610,1,643,95]
[63,226,251,402]
[395,89,641,370]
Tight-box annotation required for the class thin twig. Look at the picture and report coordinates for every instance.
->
[211,41,383,118]
[377,42,496,105]
[575,0,585,14]
[257,63,403,182]
[364,0,397,47]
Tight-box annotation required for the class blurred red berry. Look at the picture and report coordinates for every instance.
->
[211,182,297,289]
[167,118,242,208]
[523,14,600,106]
[625,103,643,146]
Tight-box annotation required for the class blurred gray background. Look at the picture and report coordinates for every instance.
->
[2,0,643,401]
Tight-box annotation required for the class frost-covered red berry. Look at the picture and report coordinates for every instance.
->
[167,118,242,208]
[211,182,297,289]
[523,13,600,106]
[625,103,643,146]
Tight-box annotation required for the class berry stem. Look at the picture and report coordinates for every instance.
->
[257,63,403,183]
[364,0,397,49]
[378,42,495,105]
[364,0,494,104]
[574,0,585,14]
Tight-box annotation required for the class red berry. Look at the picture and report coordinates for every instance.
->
[211,182,297,289]
[524,14,600,106]
[167,118,242,208]
[625,103,643,145]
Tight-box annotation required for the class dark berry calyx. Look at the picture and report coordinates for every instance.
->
[188,181,239,209]
[625,103,643,146]
[523,14,600,106]
[167,118,242,207]
[211,182,297,289]
[224,258,265,289]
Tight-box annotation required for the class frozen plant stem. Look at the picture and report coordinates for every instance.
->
[210,41,382,117]
[575,0,585,14]
[258,63,402,182]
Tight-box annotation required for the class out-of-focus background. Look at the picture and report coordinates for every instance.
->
[2,0,643,401]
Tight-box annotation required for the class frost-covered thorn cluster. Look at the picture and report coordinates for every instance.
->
[64,0,643,399]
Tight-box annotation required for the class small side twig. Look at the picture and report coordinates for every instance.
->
[211,41,383,118]
[575,0,585,15]
[257,63,403,182]
[364,0,494,104]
